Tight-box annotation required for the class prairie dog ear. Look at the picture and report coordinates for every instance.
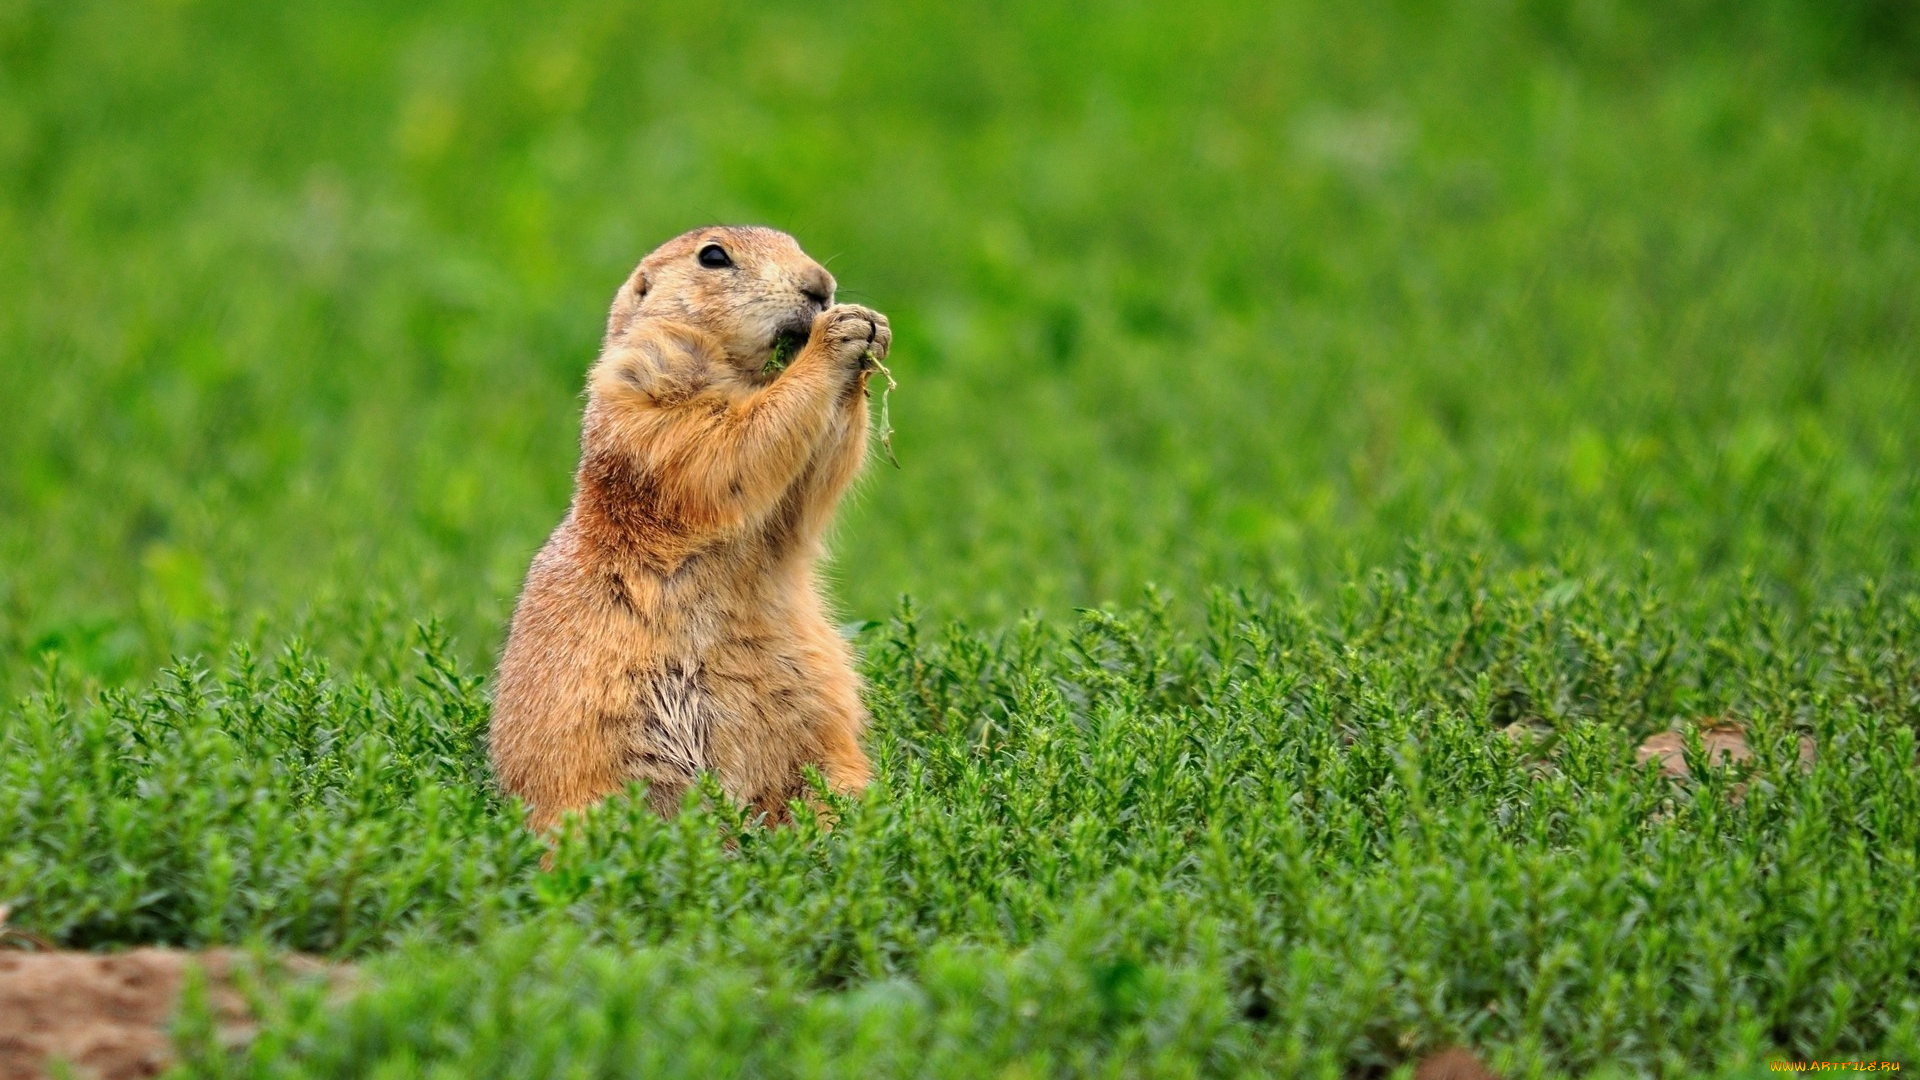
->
[603,267,651,343]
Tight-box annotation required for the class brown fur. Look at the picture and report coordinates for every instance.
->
[490,225,889,830]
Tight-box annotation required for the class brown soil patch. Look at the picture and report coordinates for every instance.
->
[0,922,340,1080]
[0,947,252,1080]
[1636,723,1815,780]
[1414,1047,1503,1080]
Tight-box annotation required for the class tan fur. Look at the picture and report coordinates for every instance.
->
[489,225,889,831]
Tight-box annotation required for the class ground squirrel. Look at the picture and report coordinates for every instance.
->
[489,225,889,830]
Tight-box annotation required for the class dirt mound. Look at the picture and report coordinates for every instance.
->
[0,946,256,1080]
[1636,722,1817,809]
[1414,1047,1503,1079]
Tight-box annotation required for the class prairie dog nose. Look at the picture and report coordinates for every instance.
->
[799,266,834,310]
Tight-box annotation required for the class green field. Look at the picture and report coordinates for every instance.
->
[3,0,1918,1075]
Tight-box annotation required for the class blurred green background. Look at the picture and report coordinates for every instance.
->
[4,4,1920,1072]
[1,0,1915,690]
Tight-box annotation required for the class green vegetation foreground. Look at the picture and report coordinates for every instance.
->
[1,0,1916,1075]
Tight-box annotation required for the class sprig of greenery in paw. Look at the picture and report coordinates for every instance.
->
[866,347,899,469]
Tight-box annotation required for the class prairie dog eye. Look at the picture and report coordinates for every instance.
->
[697,244,732,269]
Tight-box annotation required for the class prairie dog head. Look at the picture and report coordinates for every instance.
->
[605,225,836,375]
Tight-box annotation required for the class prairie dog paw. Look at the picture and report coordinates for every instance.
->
[812,304,891,370]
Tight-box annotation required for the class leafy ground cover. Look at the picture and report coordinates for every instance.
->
[1,0,1917,1075]
[13,573,1920,1076]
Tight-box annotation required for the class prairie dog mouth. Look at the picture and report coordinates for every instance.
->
[764,318,812,373]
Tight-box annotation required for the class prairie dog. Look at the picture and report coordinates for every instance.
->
[490,226,889,830]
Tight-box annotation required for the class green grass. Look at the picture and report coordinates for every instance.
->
[2,0,1917,1075]
[18,575,1920,1075]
